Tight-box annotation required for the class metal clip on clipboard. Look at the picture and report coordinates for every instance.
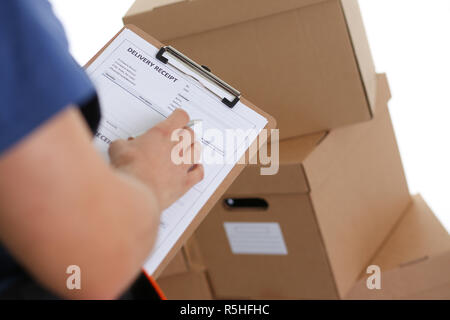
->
[156,46,241,108]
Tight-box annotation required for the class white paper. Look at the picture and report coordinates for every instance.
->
[223,222,288,255]
[86,29,268,275]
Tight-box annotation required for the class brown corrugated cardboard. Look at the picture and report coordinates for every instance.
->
[183,234,207,272]
[347,195,450,299]
[155,235,211,299]
[193,74,410,299]
[157,249,188,279]
[123,0,376,139]
[369,195,450,270]
[227,132,326,195]
[157,271,213,300]
[157,235,206,279]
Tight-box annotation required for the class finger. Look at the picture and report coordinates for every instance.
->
[186,164,204,188]
[173,128,195,159]
[157,108,190,134]
[180,140,202,167]
[179,127,195,153]
[170,138,185,165]
[191,141,202,164]
[108,139,127,158]
[108,139,133,168]
[183,127,195,143]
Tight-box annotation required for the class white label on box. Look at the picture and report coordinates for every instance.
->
[223,222,288,255]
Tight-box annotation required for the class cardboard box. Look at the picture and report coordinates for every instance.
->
[123,0,376,139]
[156,236,212,299]
[157,271,213,300]
[157,236,206,279]
[193,74,410,299]
[157,249,188,279]
[347,195,450,299]
[182,233,207,272]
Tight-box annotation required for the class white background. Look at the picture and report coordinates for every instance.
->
[49,0,450,231]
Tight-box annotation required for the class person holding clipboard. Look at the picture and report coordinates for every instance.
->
[0,0,203,299]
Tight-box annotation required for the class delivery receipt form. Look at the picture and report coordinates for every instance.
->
[86,29,268,274]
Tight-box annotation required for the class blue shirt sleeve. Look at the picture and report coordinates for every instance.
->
[0,0,96,154]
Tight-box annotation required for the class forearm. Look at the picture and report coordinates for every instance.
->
[62,170,161,299]
[0,167,161,299]
[111,171,161,265]
[0,106,202,299]
[0,108,162,299]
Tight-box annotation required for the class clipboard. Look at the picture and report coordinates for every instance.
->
[85,25,276,278]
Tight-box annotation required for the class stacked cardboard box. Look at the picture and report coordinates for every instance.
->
[193,74,411,299]
[123,0,450,299]
[123,0,377,139]
[156,237,214,300]
[157,193,450,300]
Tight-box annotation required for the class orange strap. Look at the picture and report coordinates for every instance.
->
[143,269,167,300]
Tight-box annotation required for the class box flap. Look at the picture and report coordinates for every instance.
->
[347,251,450,299]
[279,132,328,164]
[226,163,309,195]
[304,74,390,189]
[371,194,450,272]
[124,0,328,41]
[157,248,188,279]
[346,195,450,299]
[303,74,410,297]
[226,131,326,195]
[183,235,207,272]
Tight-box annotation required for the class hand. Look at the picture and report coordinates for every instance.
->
[108,109,204,210]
